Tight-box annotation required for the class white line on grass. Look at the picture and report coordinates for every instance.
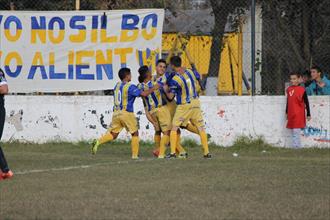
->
[15,158,156,175]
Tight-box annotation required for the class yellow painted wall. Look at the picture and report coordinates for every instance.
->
[162,33,242,94]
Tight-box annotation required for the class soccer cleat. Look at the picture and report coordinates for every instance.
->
[132,156,139,160]
[91,139,100,155]
[152,149,160,157]
[178,152,188,159]
[158,155,165,159]
[203,153,212,159]
[165,153,177,159]
[1,170,14,180]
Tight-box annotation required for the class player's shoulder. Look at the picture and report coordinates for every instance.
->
[137,82,143,89]
[151,74,158,82]
[185,68,194,74]
[128,82,139,89]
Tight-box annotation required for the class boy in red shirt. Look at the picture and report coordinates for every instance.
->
[286,72,311,148]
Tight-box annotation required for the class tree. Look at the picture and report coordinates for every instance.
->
[260,0,330,94]
[206,0,249,95]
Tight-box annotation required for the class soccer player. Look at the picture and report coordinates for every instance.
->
[165,56,211,158]
[153,59,190,157]
[137,66,171,158]
[0,68,14,181]
[91,67,160,159]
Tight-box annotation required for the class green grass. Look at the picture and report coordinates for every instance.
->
[0,139,329,220]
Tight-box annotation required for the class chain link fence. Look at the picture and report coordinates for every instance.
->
[1,0,329,95]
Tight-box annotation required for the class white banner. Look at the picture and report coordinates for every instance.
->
[0,9,164,92]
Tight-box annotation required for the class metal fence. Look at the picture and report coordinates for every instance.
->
[1,0,329,95]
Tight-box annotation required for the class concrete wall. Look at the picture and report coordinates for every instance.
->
[2,96,330,147]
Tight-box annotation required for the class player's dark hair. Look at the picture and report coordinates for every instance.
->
[138,65,149,83]
[118,67,131,80]
[302,70,311,77]
[170,56,182,67]
[156,59,166,66]
[289,72,301,78]
[311,65,322,73]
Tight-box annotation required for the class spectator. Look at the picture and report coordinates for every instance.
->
[286,72,311,148]
[300,70,312,87]
[306,66,330,95]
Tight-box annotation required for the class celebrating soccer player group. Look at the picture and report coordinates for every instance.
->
[91,56,211,159]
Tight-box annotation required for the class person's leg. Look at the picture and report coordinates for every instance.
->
[198,128,210,156]
[91,112,122,154]
[124,112,140,159]
[98,131,118,145]
[190,100,210,157]
[131,131,139,159]
[292,128,302,148]
[0,106,10,173]
[176,129,186,154]
[154,131,161,150]
[0,146,10,173]
[158,130,170,158]
[152,131,161,157]
[181,123,199,135]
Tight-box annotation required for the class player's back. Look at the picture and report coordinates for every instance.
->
[138,80,167,111]
[113,81,141,112]
[169,72,194,105]
[186,69,201,97]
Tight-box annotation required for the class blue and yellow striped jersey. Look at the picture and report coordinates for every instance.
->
[167,71,194,105]
[138,80,167,112]
[184,69,201,99]
[113,82,142,112]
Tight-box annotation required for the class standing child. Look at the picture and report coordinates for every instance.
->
[286,72,311,148]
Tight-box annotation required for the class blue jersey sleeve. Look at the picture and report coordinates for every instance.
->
[192,69,201,80]
[128,84,142,97]
[168,79,180,93]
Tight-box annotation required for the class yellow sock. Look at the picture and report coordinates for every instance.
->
[159,135,170,158]
[186,124,199,135]
[154,134,161,150]
[131,136,140,158]
[98,132,114,145]
[176,134,186,153]
[170,130,177,154]
[200,131,209,155]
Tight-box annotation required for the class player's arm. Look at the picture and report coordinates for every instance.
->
[0,69,9,94]
[163,79,178,101]
[163,84,175,101]
[303,91,311,119]
[145,108,158,127]
[129,84,160,98]
[0,84,8,94]
[192,69,205,91]
[140,83,162,97]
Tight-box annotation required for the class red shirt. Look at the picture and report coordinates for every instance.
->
[286,86,309,129]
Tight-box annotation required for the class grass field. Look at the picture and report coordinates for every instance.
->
[0,138,329,220]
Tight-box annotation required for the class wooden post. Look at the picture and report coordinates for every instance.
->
[74,0,80,95]
[75,0,80,10]
[237,21,243,96]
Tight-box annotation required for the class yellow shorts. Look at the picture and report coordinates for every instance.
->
[189,98,205,128]
[166,100,177,119]
[108,110,138,134]
[150,105,172,132]
[172,103,193,127]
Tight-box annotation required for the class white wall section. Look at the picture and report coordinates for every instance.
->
[3,96,330,147]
